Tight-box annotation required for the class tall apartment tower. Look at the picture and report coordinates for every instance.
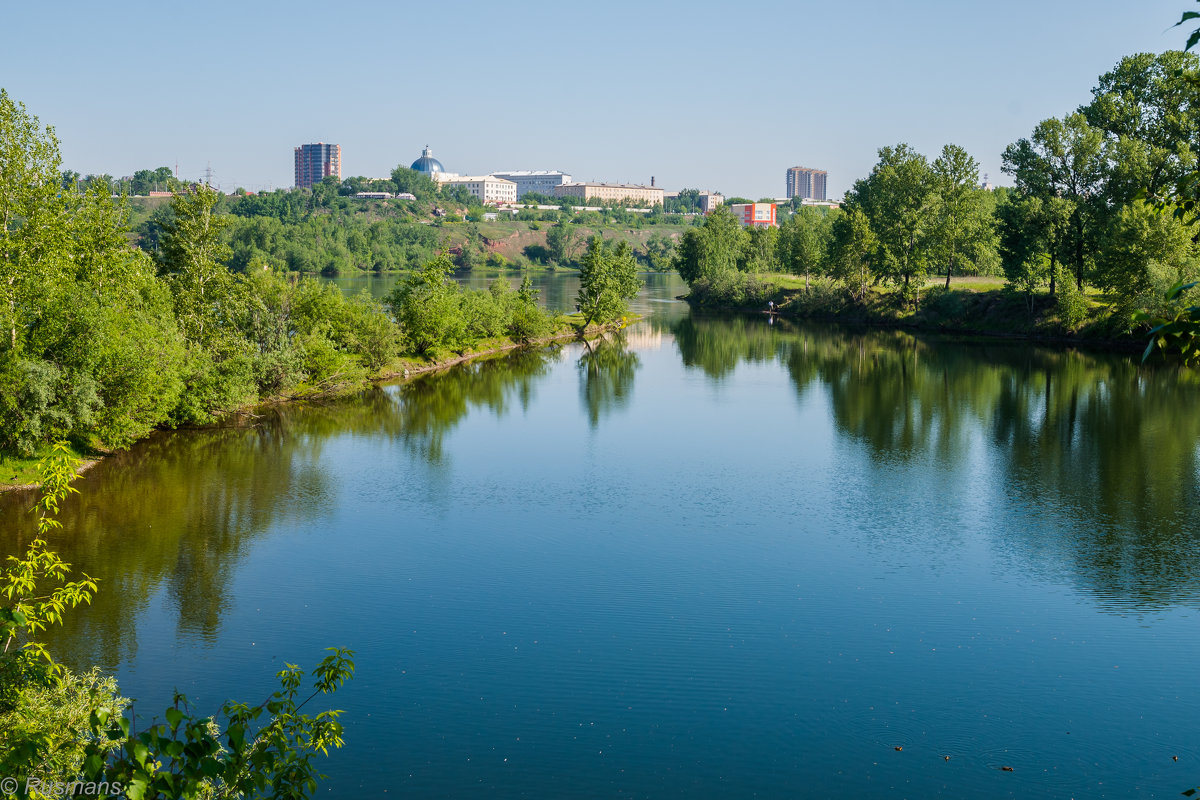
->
[785,166,828,201]
[294,143,342,189]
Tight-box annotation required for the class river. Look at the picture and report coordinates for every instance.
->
[2,272,1198,798]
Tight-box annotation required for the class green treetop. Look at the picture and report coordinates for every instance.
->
[576,237,642,326]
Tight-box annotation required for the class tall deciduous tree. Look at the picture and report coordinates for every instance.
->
[672,205,745,285]
[545,222,577,265]
[385,252,465,355]
[930,144,996,289]
[739,225,779,273]
[0,88,70,352]
[1081,51,1200,204]
[1002,114,1106,290]
[847,144,937,303]
[389,166,440,203]
[576,237,642,326]
[157,186,234,347]
[828,206,877,301]
[1094,201,1199,303]
[997,192,1073,303]
[777,207,833,291]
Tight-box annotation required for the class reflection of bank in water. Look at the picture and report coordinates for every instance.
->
[673,312,1200,611]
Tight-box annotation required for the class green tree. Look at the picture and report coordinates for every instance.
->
[664,188,701,214]
[544,222,577,265]
[1081,51,1200,205]
[738,225,779,273]
[385,253,465,355]
[828,206,877,301]
[0,88,69,353]
[930,144,996,288]
[157,186,235,347]
[997,192,1073,307]
[1002,114,1106,290]
[576,237,642,326]
[1094,200,1199,308]
[846,143,937,304]
[777,206,833,291]
[389,166,440,203]
[672,205,745,285]
[640,233,676,271]
[506,276,554,342]
[129,167,180,196]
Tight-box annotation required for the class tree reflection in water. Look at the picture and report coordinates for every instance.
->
[578,333,642,428]
[0,346,564,670]
[3,314,1199,676]
[671,313,1200,610]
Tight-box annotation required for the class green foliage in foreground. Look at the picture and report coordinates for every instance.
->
[1134,280,1200,364]
[1,445,113,790]
[1,446,355,799]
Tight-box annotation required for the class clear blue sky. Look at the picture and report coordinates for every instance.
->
[2,0,1192,199]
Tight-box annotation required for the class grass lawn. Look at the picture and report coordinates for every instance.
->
[923,275,1008,291]
[763,274,1012,293]
[0,442,96,491]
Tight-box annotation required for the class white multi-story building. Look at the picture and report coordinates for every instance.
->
[491,171,573,199]
[699,192,723,213]
[440,175,518,205]
[555,182,664,206]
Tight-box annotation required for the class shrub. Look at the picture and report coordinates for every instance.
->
[1056,276,1088,332]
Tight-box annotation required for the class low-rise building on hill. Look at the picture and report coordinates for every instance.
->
[555,182,664,206]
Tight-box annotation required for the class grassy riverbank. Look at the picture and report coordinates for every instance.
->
[684,273,1148,350]
[0,442,100,491]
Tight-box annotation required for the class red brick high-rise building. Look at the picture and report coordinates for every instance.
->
[294,142,341,189]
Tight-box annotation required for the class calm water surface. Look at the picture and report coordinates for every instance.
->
[3,274,1200,798]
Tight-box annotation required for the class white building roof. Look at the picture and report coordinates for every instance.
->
[443,175,516,184]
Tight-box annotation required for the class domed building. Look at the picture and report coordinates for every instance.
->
[410,145,446,176]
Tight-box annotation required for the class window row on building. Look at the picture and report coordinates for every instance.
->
[553,182,664,206]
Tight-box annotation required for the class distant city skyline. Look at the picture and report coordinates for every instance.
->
[2,1,1191,199]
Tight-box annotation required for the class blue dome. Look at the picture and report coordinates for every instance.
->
[411,145,445,175]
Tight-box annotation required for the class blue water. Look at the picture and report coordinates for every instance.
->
[4,279,1199,798]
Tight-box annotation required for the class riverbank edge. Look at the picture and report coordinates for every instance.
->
[682,284,1151,355]
[0,317,635,494]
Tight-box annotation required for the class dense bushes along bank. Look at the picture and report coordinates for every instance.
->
[684,273,1145,349]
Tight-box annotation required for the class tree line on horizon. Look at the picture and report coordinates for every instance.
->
[106,167,691,277]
